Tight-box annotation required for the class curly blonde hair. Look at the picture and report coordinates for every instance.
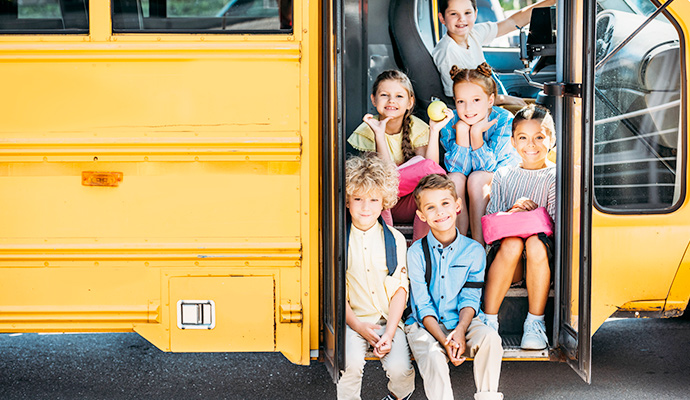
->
[345,154,399,210]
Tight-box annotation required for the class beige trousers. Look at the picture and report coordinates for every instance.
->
[337,322,415,400]
[405,317,504,400]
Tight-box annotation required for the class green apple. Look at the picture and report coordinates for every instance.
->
[427,100,447,121]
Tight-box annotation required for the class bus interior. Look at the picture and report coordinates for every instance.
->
[336,0,683,365]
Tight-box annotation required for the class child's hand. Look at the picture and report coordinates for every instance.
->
[509,197,538,213]
[355,321,383,347]
[429,108,454,133]
[363,114,391,138]
[443,329,467,366]
[454,119,471,148]
[469,115,498,149]
[373,332,393,358]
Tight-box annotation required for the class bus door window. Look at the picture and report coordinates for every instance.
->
[0,0,88,33]
[111,0,292,33]
[593,0,683,211]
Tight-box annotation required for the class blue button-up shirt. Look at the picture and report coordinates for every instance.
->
[441,106,519,176]
[406,230,486,330]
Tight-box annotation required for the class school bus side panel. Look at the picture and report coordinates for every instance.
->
[0,1,320,365]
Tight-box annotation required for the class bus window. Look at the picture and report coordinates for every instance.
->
[111,0,293,33]
[593,0,683,211]
[0,0,88,33]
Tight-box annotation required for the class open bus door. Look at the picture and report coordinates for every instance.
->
[321,0,346,383]
[553,0,594,383]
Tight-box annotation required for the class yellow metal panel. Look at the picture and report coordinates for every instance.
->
[666,242,690,315]
[0,0,320,367]
[0,45,300,134]
[0,161,299,240]
[0,267,159,332]
[169,276,274,352]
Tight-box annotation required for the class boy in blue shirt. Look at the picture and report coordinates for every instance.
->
[405,174,503,400]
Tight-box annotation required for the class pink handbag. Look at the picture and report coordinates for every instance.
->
[397,158,446,197]
[481,207,554,245]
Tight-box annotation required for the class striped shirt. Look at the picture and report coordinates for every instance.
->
[441,106,520,175]
[486,164,557,221]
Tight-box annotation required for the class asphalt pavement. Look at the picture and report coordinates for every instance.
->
[0,317,688,399]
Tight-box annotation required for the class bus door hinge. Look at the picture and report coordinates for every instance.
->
[543,82,582,98]
[280,301,302,323]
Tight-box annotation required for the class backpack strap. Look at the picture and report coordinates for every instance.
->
[380,216,398,276]
[421,236,432,285]
[345,215,397,276]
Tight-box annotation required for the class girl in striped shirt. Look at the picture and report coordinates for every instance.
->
[481,104,556,350]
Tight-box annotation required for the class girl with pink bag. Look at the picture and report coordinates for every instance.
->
[481,104,556,351]
[348,70,452,241]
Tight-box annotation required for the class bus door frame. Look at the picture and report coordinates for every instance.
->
[321,0,346,383]
[553,0,594,383]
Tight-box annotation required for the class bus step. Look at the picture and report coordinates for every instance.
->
[501,334,550,359]
[505,288,555,298]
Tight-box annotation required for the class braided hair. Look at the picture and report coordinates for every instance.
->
[371,70,417,163]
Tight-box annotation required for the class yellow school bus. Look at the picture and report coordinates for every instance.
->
[0,0,687,384]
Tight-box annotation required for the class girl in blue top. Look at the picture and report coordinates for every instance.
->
[440,63,519,245]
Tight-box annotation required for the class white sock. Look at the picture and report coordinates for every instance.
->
[484,313,498,322]
[526,312,545,323]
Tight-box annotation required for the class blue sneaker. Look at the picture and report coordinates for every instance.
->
[521,319,548,350]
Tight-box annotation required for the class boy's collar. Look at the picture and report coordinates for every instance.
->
[349,219,382,234]
[426,227,460,249]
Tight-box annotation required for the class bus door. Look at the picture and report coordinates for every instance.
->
[555,0,686,383]
[552,0,594,383]
[321,0,346,383]
[587,0,687,353]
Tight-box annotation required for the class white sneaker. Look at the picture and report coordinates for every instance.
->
[521,319,548,350]
[481,314,499,332]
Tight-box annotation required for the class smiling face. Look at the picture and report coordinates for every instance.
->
[347,191,384,231]
[454,81,494,125]
[370,79,414,121]
[439,0,477,42]
[415,188,460,235]
[511,119,553,170]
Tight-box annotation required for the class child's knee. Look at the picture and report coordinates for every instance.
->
[385,359,414,381]
[498,237,524,257]
[343,353,366,375]
[447,172,467,192]
[525,235,548,262]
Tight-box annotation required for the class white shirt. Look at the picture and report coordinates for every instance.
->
[432,22,498,97]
